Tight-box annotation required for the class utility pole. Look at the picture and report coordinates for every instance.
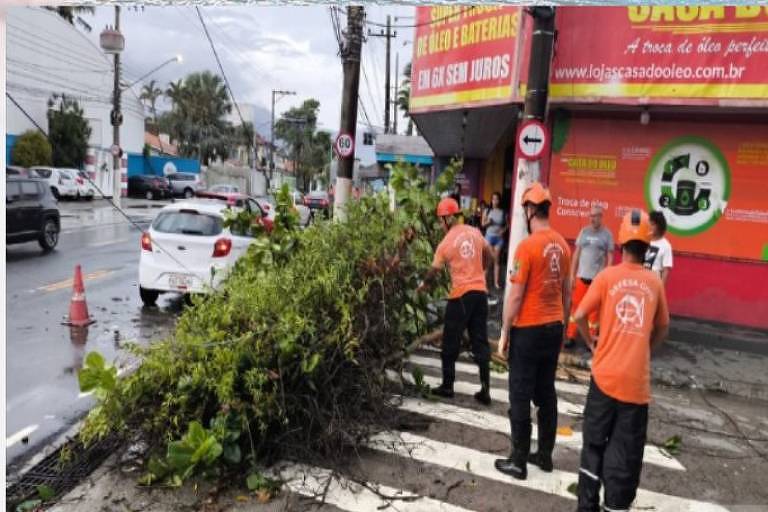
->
[334,5,364,221]
[110,7,122,206]
[503,7,557,307]
[270,89,296,190]
[368,15,396,133]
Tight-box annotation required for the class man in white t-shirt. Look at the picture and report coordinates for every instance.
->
[644,211,673,286]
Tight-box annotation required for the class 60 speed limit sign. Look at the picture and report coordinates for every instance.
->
[334,133,355,158]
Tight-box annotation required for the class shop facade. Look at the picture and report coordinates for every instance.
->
[409,5,768,329]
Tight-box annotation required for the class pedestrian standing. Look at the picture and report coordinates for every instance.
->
[644,210,673,287]
[494,183,571,480]
[565,205,613,347]
[418,197,494,406]
[482,192,508,290]
[574,209,670,512]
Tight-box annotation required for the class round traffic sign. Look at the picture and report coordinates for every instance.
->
[334,133,355,158]
[517,120,549,160]
[110,144,122,157]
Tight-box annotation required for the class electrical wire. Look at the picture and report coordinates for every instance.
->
[360,63,382,127]
[365,7,476,29]
[194,6,254,130]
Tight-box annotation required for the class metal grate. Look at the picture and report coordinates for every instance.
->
[6,434,123,511]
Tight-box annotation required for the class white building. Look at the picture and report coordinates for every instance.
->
[6,7,144,196]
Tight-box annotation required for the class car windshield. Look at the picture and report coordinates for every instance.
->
[152,211,223,236]
[33,168,52,178]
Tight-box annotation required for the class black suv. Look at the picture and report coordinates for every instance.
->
[6,177,61,252]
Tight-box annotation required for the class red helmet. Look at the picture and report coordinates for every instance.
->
[436,197,460,217]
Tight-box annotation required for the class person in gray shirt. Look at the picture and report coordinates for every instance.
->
[566,205,613,346]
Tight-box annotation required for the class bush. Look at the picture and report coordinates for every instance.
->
[11,130,52,168]
[78,176,454,488]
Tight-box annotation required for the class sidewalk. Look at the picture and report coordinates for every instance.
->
[58,198,171,232]
[486,292,768,402]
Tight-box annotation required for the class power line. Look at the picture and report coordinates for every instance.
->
[365,7,476,29]
[195,6,247,127]
[360,63,381,125]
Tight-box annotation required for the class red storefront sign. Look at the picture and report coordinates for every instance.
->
[549,117,768,262]
[409,6,524,113]
[551,6,768,101]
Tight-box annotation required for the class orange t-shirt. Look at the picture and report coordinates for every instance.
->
[433,224,489,299]
[510,228,571,327]
[577,262,670,404]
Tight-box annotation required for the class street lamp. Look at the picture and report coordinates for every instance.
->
[121,55,183,92]
[270,90,296,186]
[100,7,125,206]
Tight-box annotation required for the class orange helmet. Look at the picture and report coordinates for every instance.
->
[521,182,552,206]
[436,197,460,217]
[618,209,653,245]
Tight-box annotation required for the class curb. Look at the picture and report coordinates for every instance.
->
[668,321,768,356]
[558,351,768,402]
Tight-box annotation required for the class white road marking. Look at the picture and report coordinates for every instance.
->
[7,424,39,448]
[279,463,476,512]
[408,353,589,397]
[368,432,727,512]
[398,397,685,471]
[391,370,586,417]
[36,269,113,292]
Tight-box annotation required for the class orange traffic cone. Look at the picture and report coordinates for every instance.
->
[65,265,94,326]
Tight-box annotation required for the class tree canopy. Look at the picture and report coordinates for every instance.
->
[47,95,92,168]
[274,99,331,192]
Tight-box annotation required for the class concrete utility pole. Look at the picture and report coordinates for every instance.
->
[369,15,396,133]
[111,7,122,206]
[270,89,296,189]
[503,7,557,307]
[334,5,364,221]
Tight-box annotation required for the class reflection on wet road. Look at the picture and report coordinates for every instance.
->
[5,222,182,473]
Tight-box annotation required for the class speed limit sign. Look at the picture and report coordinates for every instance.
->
[334,133,355,158]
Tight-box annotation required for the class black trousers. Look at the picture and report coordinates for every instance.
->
[578,379,648,512]
[441,291,490,386]
[507,322,563,452]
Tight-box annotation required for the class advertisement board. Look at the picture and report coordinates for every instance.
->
[549,117,768,261]
[551,6,768,100]
[409,6,523,113]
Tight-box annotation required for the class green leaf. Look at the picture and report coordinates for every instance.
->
[223,443,242,465]
[37,484,55,501]
[15,499,42,512]
[246,473,263,491]
[567,482,578,496]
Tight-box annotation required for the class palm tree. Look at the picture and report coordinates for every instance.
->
[45,6,95,32]
[139,80,163,123]
[165,79,185,111]
[397,62,414,136]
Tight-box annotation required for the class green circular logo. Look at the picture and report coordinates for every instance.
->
[644,136,731,237]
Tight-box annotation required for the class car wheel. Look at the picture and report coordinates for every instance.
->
[38,218,59,253]
[145,190,154,200]
[51,187,60,200]
[139,287,159,306]
[86,194,94,201]
[184,188,194,199]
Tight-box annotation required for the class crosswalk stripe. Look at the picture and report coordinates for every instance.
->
[397,370,586,417]
[278,462,477,512]
[368,431,727,512]
[398,397,685,472]
[408,353,589,397]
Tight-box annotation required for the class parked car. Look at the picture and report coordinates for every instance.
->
[138,200,265,305]
[6,176,60,252]
[60,168,95,200]
[30,166,78,200]
[196,184,240,199]
[167,172,204,199]
[7,166,29,177]
[199,192,275,232]
[254,191,311,227]
[304,190,331,219]
[128,174,171,200]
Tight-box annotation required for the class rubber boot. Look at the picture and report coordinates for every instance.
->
[528,413,556,472]
[494,420,531,480]
[474,361,491,406]
[432,361,455,398]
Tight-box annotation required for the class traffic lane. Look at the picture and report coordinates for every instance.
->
[5,232,181,468]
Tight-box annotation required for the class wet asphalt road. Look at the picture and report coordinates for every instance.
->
[5,220,181,472]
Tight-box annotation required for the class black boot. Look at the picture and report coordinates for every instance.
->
[432,358,456,398]
[474,361,491,406]
[529,403,557,472]
[494,421,531,480]
[431,384,454,398]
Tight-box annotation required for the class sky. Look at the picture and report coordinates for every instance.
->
[86,4,415,138]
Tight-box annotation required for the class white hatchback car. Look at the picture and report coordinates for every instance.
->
[30,167,78,200]
[138,200,258,305]
[60,169,96,200]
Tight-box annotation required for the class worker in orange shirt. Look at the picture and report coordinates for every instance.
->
[495,183,571,480]
[573,209,670,512]
[418,197,494,405]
